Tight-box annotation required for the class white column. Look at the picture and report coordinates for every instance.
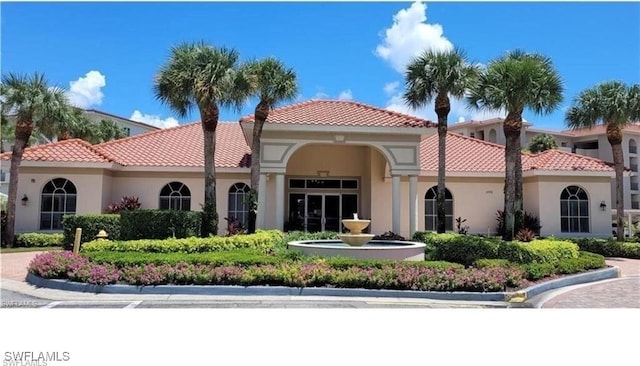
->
[409,175,418,236]
[392,175,401,233]
[275,173,285,230]
[257,173,267,228]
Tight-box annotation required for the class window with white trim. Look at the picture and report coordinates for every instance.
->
[159,182,191,211]
[560,185,589,233]
[40,178,77,230]
[228,182,250,228]
[425,186,453,231]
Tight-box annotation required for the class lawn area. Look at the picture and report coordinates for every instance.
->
[1,246,62,254]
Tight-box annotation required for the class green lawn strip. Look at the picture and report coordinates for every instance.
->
[0,246,63,254]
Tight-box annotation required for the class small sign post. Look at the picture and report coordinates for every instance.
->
[72,228,82,254]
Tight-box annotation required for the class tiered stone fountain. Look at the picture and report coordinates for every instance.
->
[338,214,375,246]
[287,213,426,261]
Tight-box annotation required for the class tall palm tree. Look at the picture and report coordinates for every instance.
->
[566,81,640,241]
[403,48,479,233]
[154,42,252,237]
[244,57,298,233]
[0,72,71,247]
[467,50,564,241]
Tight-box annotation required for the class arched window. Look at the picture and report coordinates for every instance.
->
[488,129,497,143]
[629,139,637,154]
[159,182,191,211]
[425,186,453,231]
[228,182,250,228]
[560,186,589,233]
[40,178,77,230]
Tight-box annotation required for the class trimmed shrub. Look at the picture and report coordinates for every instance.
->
[412,233,579,266]
[81,230,284,254]
[412,232,502,266]
[62,214,121,250]
[15,233,64,247]
[555,251,606,273]
[120,210,201,240]
[83,249,284,268]
[473,259,513,269]
[569,238,640,259]
[498,239,579,264]
[522,251,605,280]
[30,250,526,292]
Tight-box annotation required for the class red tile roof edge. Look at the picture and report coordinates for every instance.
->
[239,99,438,128]
[0,138,116,163]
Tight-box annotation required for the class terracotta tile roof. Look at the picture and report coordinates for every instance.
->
[420,133,613,173]
[0,139,115,163]
[96,122,250,168]
[240,99,436,128]
[562,122,640,136]
[420,133,507,173]
[524,149,614,172]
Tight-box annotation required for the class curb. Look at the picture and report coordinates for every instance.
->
[26,266,620,303]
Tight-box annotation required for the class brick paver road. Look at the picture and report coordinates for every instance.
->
[541,257,640,308]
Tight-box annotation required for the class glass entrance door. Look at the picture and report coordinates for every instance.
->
[305,194,340,232]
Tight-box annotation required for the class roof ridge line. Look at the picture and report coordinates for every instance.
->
[96,121,200,148]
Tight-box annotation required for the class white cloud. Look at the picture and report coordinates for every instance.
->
[337,89,353,101]
[383,81,400,96]
[130,110,179,129]
[385,92,505,123]
[66,71,106,108]
[375,1,453,73]
[312,91,329,99]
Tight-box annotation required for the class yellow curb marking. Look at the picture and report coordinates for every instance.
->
[506,291,527,303]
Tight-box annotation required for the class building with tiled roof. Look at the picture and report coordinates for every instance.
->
[1,99,617,237]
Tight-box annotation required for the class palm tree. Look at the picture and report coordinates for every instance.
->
[403,48,479,233]
[153,42,252,237]
[566,81,640,241]
[467,50,564,241]
[0,72,71,247]
[244,57,298,233]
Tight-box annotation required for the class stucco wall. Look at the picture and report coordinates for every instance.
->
[529,176,612,238]
[110,171,249,235]
[14,167,108,232]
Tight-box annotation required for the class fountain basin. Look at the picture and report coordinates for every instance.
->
[287,240,426,261]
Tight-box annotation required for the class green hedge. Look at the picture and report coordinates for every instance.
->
[120,210,201,240]
[568,238,640,259]
[412,232,502,266]
[15,233,64,247]
[523,251,605,280]
[81,230,284,254]
[411,232,579,266]
[83,249,283,267]
[62,214,121,250]
[499,239,579,264]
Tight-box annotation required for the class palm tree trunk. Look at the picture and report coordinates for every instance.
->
[435,93,450,234]
[248,101,270,234]
[502,111,523,241]
[4,119,33,247]
[200,106,219,237]
[607,123,625,241]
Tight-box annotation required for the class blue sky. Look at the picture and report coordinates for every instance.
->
[2,1,638,130]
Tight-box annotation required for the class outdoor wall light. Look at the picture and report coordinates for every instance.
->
[600,201,607,211]
[21,194,28,206]
[317,170,329,177]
